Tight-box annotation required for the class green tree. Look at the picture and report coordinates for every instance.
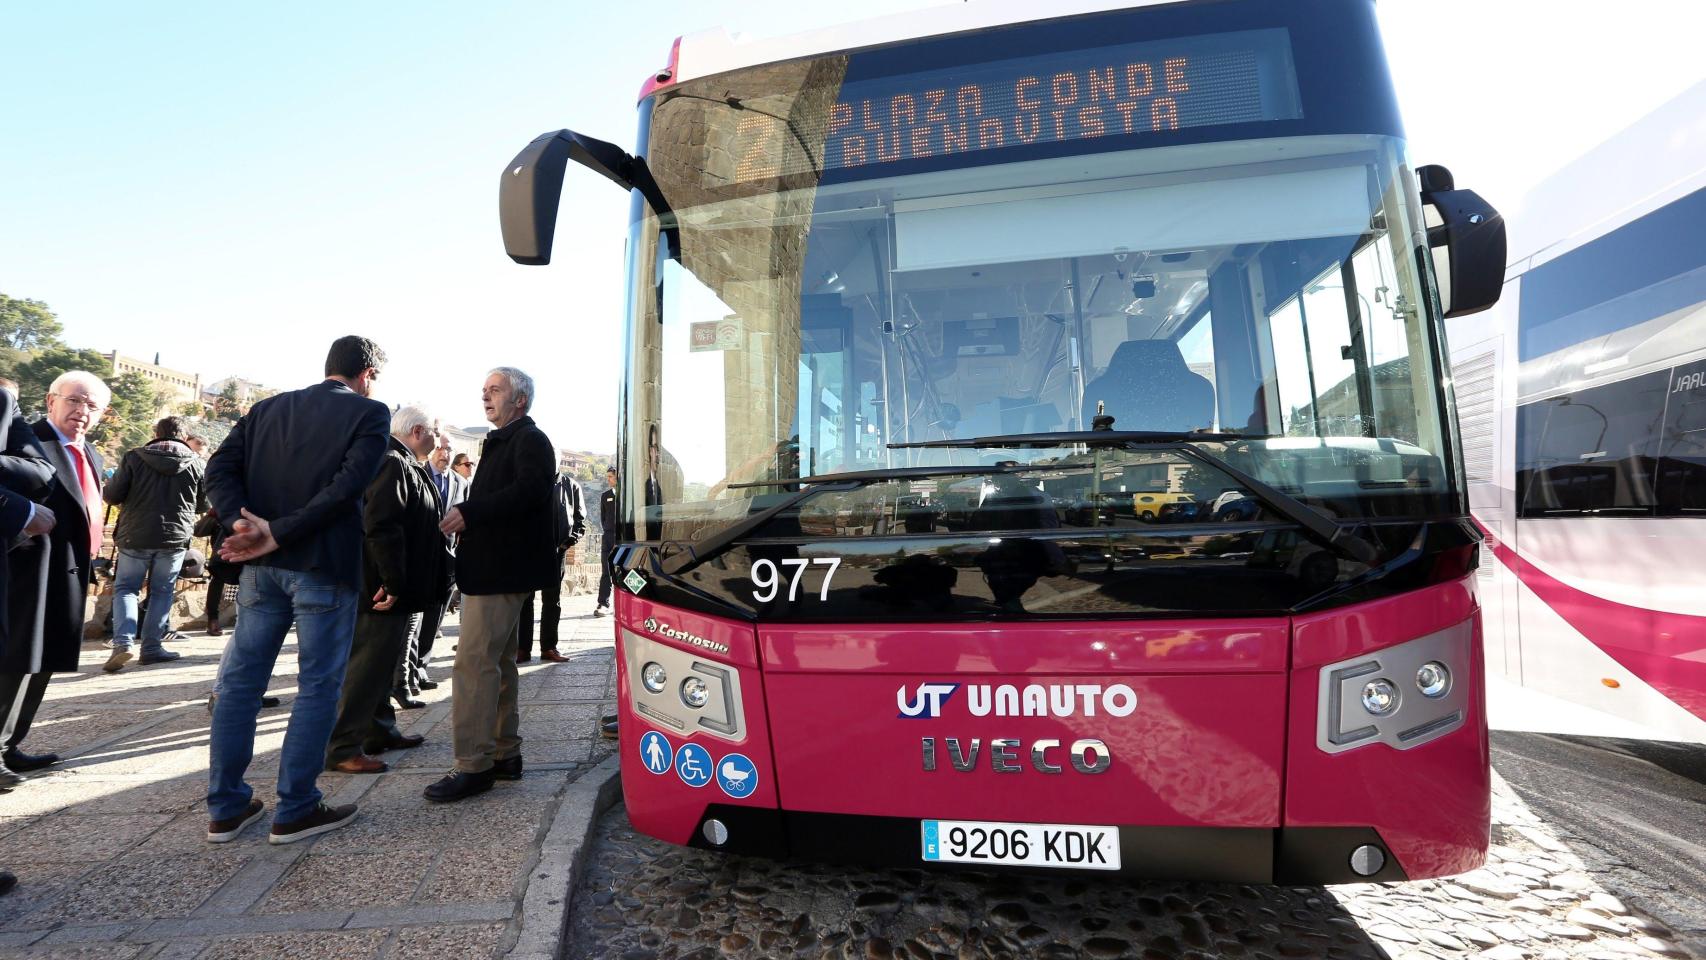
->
[11,346,114,416]
[0,293,65,353]
[214,381,244,422]
[93,372,167,458]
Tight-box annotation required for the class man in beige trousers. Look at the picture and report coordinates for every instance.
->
[425,367,558,803]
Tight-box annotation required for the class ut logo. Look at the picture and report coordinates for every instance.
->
[897,683,959,719]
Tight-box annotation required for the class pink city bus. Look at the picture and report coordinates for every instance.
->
[500,0,1507,882]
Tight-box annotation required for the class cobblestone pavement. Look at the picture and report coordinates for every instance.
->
[0,593,616,959]
[569,769,1701,960]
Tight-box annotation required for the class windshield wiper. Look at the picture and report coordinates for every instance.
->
[661,436,1379,578]
[665,461,1076,576]
[888,429,1260,449]
[882,432,1376,565]
[659,480,860,577]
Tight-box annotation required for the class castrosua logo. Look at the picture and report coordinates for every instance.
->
[640,617,729,656]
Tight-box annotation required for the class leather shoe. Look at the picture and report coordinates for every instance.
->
[599,717,619,740]
[540,649,569,662]
[368,733,425,752]
[0,869,15,896]
[327,754,388,774]
[423,769,494,802]
[417,679,439,690]
[392,692,426,710]
[139,649,182,665]
[3,749,59,773]
[515,653,533,664]
[492,755,523,781]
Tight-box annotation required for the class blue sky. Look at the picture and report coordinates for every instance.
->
[2,1,1701,452]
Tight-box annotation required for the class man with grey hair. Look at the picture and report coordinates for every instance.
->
[426,368,556,802]
[325,404,449,774]
[1,370,109,777]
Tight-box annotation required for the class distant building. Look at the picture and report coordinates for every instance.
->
[107,352,201,409]
[202,376,272,407]
[442,425,487,461]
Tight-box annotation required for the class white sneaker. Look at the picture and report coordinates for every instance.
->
[593,605,610,617]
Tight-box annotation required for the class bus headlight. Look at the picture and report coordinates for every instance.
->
[1416,662,1451,698]
[1361,679,1399,716]
[641,661,668,694]
[1317,619,1471,754]
[681,676,709,708]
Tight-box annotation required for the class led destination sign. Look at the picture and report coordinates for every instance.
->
[729,28,1301,182]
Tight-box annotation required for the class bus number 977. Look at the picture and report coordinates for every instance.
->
[750,557,841,603]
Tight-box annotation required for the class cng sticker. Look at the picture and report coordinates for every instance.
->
[638,731,672,775]
[623,569,647,595]
[716,752,758,799]
[675,742,714,788]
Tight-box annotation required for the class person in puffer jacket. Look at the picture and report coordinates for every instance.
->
[101,416,207,670]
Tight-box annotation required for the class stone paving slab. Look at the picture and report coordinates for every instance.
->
[0,593,619,959]
[567,768,1701,960]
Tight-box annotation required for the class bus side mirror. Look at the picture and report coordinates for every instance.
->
[500,128,661,265]
[1417,164,1506,318]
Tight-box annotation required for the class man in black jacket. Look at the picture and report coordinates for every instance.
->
[426,367,556,802]
[595,467,616,617]
[393,433,467,701]
[1,371,107,779]
[517,474,583,663]
[325,405,448,774]
[102,415,208,671]
[0,382,58,792]
[204,336,391,845]
[0,381,59,896]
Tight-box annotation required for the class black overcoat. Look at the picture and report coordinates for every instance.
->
[2,418,102,674]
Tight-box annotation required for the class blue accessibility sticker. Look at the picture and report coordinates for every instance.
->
[674,742,714,788]
[638,730,672,776]
[715,752,758,799]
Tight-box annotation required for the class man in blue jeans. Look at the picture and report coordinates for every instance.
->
[204,336,391,845]
[102,416,206,671]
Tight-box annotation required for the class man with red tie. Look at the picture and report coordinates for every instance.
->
[0,370,108,778]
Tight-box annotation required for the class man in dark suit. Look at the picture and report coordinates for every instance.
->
[327,405,448,773]
[393,432,467,702]
[203,336,390,846]
[0,380,59,791]
[0,370,108,780]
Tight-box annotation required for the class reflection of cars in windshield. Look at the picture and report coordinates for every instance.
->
[1133,491,1194,519]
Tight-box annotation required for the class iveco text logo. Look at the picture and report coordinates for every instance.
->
[640,617,729,656]
[897,682,1138,719]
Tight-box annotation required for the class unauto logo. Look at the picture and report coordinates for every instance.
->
[897,683,959,719]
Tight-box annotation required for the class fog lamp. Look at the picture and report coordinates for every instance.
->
[1417,662,1451,699]
[680,676,709,709]
[1361,678,1399,716]
[641,661,667,694]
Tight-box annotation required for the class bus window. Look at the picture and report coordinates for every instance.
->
[1656,360,1706,515]
[1516,371,1667,516]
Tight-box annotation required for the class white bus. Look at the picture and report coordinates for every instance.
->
[1449,80,1706,743]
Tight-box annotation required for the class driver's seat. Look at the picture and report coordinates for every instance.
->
[1081,339,1216,432]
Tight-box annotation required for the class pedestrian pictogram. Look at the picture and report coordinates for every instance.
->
[639,730,672,775]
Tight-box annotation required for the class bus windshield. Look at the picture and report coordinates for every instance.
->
[622,14,1458,545]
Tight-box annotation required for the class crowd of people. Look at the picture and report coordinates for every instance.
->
[0,335,612,893]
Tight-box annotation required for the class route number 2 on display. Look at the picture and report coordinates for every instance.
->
[750,558,841,602]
